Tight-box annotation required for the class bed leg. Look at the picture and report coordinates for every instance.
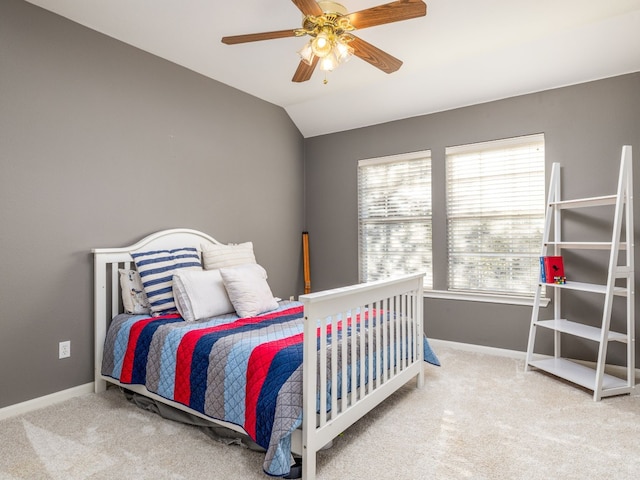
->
[416,365,425,389]
[301,447,316,480]
[95,378,107,393]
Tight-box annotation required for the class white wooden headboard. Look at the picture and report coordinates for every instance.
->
[92,228,222,392]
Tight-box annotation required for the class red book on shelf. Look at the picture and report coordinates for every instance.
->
[543,256,565,284]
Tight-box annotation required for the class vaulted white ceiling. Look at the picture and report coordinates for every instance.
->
[25,0,640,137]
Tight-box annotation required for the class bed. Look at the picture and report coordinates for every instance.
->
[93,228,437,479]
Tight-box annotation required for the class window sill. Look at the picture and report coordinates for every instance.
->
[424,289,550,307]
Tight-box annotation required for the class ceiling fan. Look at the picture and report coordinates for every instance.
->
[221,0,427,83]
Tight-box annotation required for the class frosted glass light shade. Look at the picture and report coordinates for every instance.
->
[297,41,314,65]
[334,40,353,64]
[319,51,338,71]
[311,32,332,58]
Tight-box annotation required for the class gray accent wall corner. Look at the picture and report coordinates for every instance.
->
[0,0,304,408]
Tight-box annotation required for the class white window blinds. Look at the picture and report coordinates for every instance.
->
[358,151,432,288]
[446,134,545,295]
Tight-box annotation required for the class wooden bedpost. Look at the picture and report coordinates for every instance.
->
[302,231,311,294]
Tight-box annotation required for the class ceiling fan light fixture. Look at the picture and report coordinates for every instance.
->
[311,31,333,58]
[334,38,354,64]
[221,1,428,84]
[319,51,339,72]
[297,41,314,65]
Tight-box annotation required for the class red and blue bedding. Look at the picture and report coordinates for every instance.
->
[102,301,306,476]
[102,301,439,477]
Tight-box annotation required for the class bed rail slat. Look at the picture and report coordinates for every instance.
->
[382,297,389,383]
[393,295,399,373]
[350,307,358,401]
[373,301,380,390]
[319,317,328,427]
[358,304,366,400]
[368,304,374,394]
[330,313,338,419]
[340,309,348,414]
[402,293,408,370]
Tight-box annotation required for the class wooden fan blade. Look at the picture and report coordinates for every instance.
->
[291,0,324,16]
[350,36,403,73]
[221,29,297,45]
[292,56,319,82]
[347,0,427,30]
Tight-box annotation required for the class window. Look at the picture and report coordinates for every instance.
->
[446,134,545,295]
[358,151,432,288]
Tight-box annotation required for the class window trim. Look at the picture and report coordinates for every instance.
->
[424,289,550,307]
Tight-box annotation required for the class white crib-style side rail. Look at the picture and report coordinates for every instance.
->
[299,273,425,480]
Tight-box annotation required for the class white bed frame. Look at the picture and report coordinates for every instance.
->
[93,228,425,480]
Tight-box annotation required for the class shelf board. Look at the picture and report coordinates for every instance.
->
[534,319,628,343]
[550,195,617,209]
[544,241,627,250]
[528,357,629,392]
[541,280,628,296]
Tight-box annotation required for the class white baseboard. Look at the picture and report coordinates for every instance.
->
[0,383,94,421]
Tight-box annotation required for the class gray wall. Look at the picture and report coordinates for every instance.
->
[304,73,640,365]
[0,0,304,408]
[2,0,639,411]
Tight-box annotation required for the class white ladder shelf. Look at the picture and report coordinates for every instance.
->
[525,146,635,401]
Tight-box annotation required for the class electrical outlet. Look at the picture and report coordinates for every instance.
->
[59,340,71,359]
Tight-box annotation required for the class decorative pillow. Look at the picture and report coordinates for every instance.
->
[201,242,256,270]
[219,263,278,318]
[172,269,235,322]
[119,269,151,315]
[131,247,202,316]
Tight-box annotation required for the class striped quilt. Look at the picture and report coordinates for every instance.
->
[102,301,439,477]
[102,301,306,477]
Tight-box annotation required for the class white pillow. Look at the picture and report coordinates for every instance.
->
[220,264,279,318]
[119,269,151,315]
[202,242,256,270]
[172,269,235,322]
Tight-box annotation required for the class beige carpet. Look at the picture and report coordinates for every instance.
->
[1,346,639,480]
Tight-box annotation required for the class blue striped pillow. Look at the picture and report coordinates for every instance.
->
[131,247,202,316]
